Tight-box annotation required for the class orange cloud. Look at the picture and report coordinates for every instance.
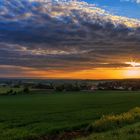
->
[0,65,140,79]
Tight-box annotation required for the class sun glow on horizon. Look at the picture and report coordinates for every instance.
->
[122,60,140,78]
[0,63,140,79]
[125,61,140,67]
[125,69,140,78]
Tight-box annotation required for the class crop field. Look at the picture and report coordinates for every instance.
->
[0,91,140,139]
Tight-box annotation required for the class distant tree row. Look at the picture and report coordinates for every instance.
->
[32,82,92,92]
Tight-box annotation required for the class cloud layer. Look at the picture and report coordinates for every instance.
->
[0,0,140,77]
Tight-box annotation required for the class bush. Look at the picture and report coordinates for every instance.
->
[92,107,140,132]
[6,89,13,95]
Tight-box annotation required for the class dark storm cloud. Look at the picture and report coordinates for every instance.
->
[0,0,140,73]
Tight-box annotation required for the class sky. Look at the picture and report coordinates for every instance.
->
[86,0,140,19]
[0,0,140,79]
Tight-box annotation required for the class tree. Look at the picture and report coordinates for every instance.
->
[23,87,30,93]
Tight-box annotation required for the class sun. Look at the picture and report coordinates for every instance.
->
[124,60,140,78]
[125,61,140,67]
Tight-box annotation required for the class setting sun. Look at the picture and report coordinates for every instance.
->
[122,61,140,78]
[125,61,140,67]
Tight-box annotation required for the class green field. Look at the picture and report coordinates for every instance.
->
[0,91,140,139]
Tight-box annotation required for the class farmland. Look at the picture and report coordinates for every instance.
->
[0,91,140,139]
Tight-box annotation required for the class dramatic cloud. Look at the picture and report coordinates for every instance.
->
[0,0,140,77]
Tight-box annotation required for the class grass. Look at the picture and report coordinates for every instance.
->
[78,121,140,140]
[0,91,140,139]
